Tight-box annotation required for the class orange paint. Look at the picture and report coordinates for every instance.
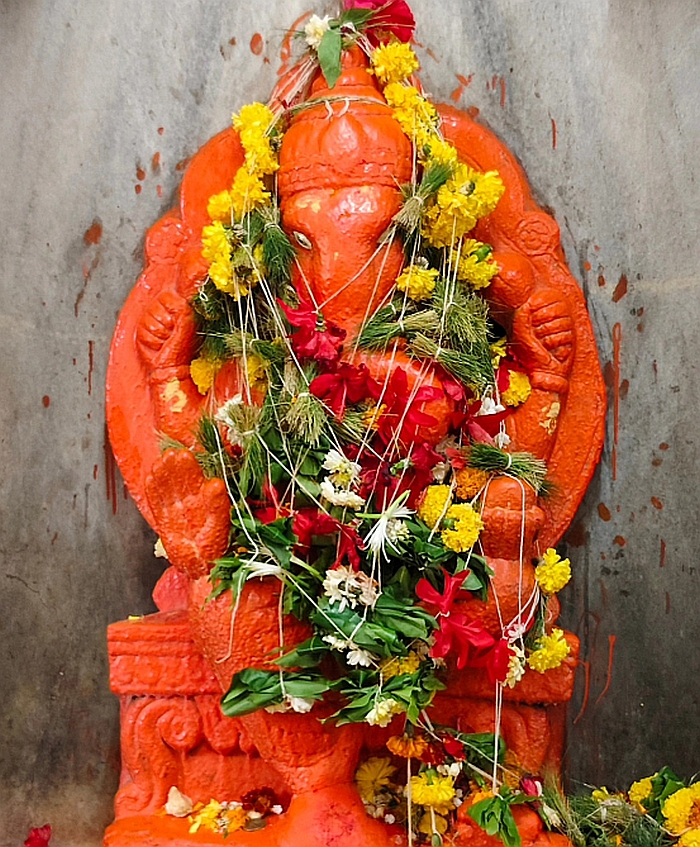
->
[466,105,480,119]
[573,659,591,724]
[278,13,311,75]
[613,535,626,547]
[659,442,669,450]
[598,273,606,287]
[619,378,629,399]
[450,85,463,102]
[93,464,99,480]
[104,425,118,516]
[250,32,264,56]
[136,166,146,181]
[594,635,617,706]
[42,395,50,408]
[456,73,473,86]
[612,322,622,480]
[175,157,191,172]
[157,185,163,198]
[660,538,666,567]
[83,219,103,245]
[135,184,142,194]
[551,117,557,149]
[652,457,662,466]
[612,273,628,302]
[499,76,506,108]
[157,126,164,135]
[584,261,591,271]
[151,151,161,172]
[651,496,663,510]
[425,47,440,63]
[597,503,611,521]
[88,339,95,395]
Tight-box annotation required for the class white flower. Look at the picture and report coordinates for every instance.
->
[323,634,349,651]
[477,395,505,416]
[346,645,375,667]
[495,427,511,448]
[432,461,449,482]
[438,762,462,779]
[323,564,360,611]
[320,478,365,510]
[271,805,284,815]
[322,449,361,486]
[356,572,380,608]
[541,803,562,829]
[154,537,168,559]
[214,394,244,423]
[289,695,314,714]
[304,14,331,50]
[363,491,413,559]
[366,697,402,727]
[385,814,396,825]
[164,785,194,817]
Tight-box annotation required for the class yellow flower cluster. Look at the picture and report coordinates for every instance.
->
[628,774,656,806]
[450,238,500,290]
[190,355,222,395]
[233,101,278,175]
[371,41,420,86]
[383,83,439,151]
[396,264,439,301]
[423,164,505,248]
[188,799,247,834]
[355,757,396,802]
[417,484,452,529]
[441,502,484,553]
[381,652,422,679]
[663,783,700,846]
[201,221,236,295]
[535,548,572,594]
[527,628,570,673]
[454,466,489,500]
[502,371,532,407]
[410,772,456,815]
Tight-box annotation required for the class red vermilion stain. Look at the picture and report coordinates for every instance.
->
[619,378,629,399]
[83,219,102,246]
[598,273,606,287]
[594,244,600,251]
[135,184,142,194]
[613,535,626,547]
[88,340,95,395]
[42,395,50,407]
[176,157,191,172]
[104,426,118,515]
[551,117,557,149]
[584,261,592,271]
[612,273,628,303]
[659,442,669,451]
[123,482,129,500]
[573,659,591,724]
[250,33,264,55]
[93,464,99,480]
[660,538,666,568]
[136,166,146,181]
[157,185,163,198]
[456,73,473,87]
[597,503,611,521]
[425,47,440,63]
[158,126,164,135]
[499,76,506,108]
[651,496,663,510]
[450,85,463,102]
[612,322,622,480]
[652,457,662,467]
[594,635,617,706]
[151,151,161,172]
[278,13,310,74]
[566,521,587,547]
[467,105,480,119]
[637,323,644,332]
[229,37,237,46]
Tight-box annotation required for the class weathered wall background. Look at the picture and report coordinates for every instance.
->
[1,0,698,843]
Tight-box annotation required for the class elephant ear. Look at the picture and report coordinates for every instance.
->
[106,127,245,527]
[437,104,606,549]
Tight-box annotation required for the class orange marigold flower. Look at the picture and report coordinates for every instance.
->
[454,466,489,499]
[386,734,429,759]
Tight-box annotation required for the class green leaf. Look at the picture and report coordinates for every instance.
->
[317,28,342,89]
[338,7,375,28]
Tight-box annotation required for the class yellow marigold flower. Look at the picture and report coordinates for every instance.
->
[418,812,448,835]
[245,352,268,391]
[381,652,422,679]
[454,467,489,500]
[491,337,508,367]
[244,135,278,176]
[201,221,230,264]
[680,830,700,847]
[535,548,572,595]
[232,101,275,141]
[472,169,506,217]
[396,265,439,301]
[502,371,532,407]
[371,41,420,86]
[451,238,500,290]
[387,733,429,759]
[207,190,234,223]
[362,402,386,432]
[410,772,455,815]
[527,628,571,673]
[425,138,459,168]
[355,757,396,802]
[384,83,439,145]
[441,502,484,553]
[591,787,613,803]
[230,168,270,218]
[663,783,700,836]
[190,356,222,395]
[629,774,657,806]
[417,484,452,529]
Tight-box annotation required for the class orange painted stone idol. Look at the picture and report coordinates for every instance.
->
[105,3,605,845]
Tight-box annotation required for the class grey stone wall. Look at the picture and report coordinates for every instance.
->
[0,0,698,843]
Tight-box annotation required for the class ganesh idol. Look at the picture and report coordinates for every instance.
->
[106,5,605,846]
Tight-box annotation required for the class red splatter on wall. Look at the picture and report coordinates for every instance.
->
[250,33,264,55]
[83,219,102,246]
[612,274,628,302]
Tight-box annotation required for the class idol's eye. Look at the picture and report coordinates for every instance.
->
[293,231,312,250]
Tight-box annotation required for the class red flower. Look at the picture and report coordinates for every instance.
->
[473,638,514,684]
[279,299,346,363]
[442,734,466,759]
[292,509,363,569]
[309,362,381,419]
[416,571,470,616]
[375,367,442,446]
[520,775,544,798]
[25,827,52,847]
[343,0,416,45]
